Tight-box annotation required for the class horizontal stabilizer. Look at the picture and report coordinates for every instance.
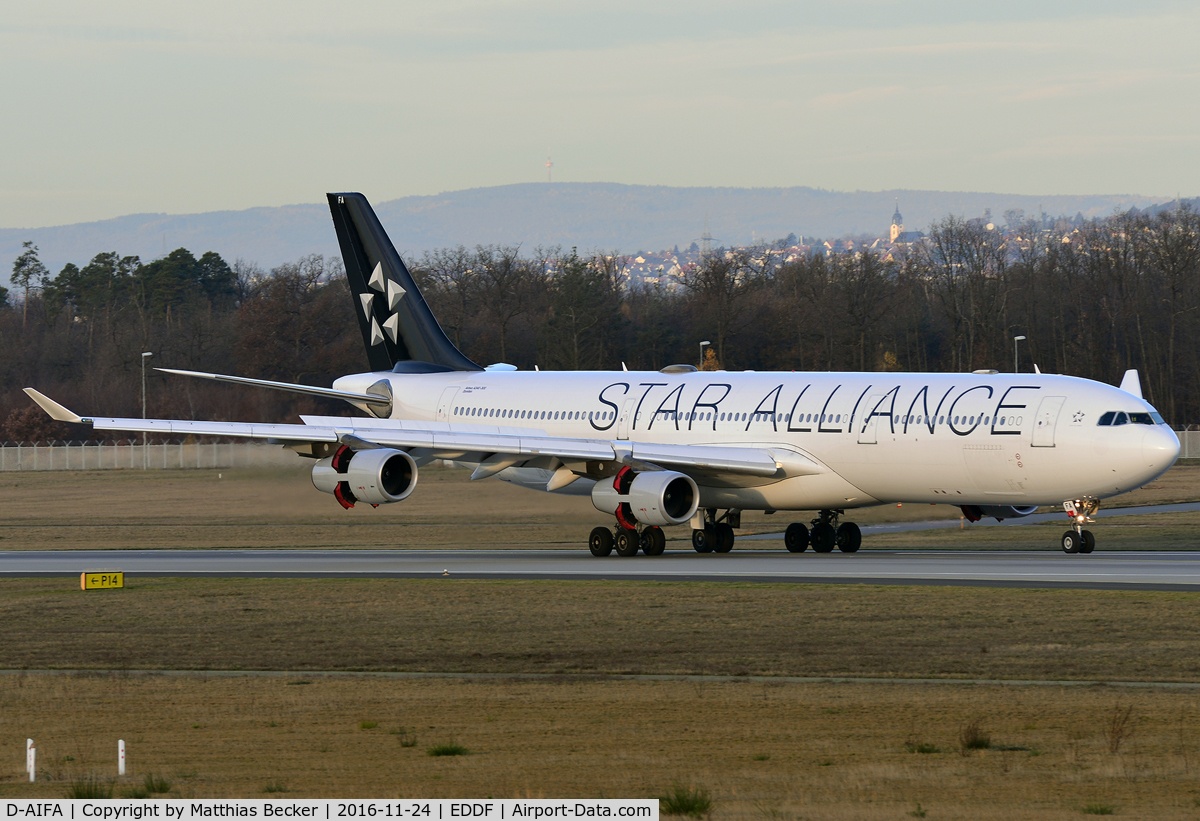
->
[1119,369,1143,399]
[156,368,391,407]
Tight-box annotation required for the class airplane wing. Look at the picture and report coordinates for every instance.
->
[23,388,821,482]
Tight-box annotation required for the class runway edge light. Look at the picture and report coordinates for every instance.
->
[81,571,124,590]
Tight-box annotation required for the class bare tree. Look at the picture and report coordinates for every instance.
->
[680,246,775,368]
[473,245,540,363]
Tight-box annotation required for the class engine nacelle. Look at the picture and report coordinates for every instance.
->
[591,468,699,527]
[312,447,418,508]
[961,504,1039,523]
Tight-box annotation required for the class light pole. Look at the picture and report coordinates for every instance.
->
[141,351,153,464]
[1013,336,1026,374]
[699,340,711,368]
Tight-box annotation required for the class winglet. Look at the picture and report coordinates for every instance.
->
[23,389,87,424]
[1119,369,1144,399]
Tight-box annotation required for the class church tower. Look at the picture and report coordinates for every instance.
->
[890,200,904,243]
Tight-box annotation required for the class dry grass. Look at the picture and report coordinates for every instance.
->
[2,462,1199,553]
[0,465,602,552]
[2,673,1199,819]
[3,578,1200,682]
[3,462,1200,814]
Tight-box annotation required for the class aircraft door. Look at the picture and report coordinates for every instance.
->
[1031,395,1066,447]
[617,399,636,440]
[436,387,459,422]
[858,394,884,444]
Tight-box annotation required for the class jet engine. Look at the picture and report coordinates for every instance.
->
[312,445,418,508]
[960,504,1039,523]
[591,467,699,527]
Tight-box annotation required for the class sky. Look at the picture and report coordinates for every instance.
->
[1,0,1197,229]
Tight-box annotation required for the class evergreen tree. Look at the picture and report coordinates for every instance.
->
[11,241,48,326]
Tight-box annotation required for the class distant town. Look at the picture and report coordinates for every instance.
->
[617,202,1111,288]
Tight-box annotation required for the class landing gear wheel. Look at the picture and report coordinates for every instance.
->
[784,523,809,553]
[811,522,836,553]
[836,522,862,553]
[589,527,613,557]
[713,523,735,553]
[615,529,640,557]
[1080,530,1096,554]
[692,527,716,553]
[641,526,666,556]
[1061,530,1081,554]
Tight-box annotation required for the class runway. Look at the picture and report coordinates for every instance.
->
[4,501,1199,589]
[5,547,1200,590]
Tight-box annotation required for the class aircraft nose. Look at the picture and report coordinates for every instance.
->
[1144,425,1181,477]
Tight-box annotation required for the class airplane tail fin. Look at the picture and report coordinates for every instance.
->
[326,193,481,373]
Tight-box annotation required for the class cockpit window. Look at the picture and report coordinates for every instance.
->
[1098,410,1167,426]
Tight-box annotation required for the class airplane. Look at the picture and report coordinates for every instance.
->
[24,193,1181,557]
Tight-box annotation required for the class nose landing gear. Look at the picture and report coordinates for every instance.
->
[1061,498,1099,554]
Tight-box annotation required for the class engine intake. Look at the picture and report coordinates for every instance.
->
[591,468,699,527]
[312,447,418,508]
[961,504,1039,523]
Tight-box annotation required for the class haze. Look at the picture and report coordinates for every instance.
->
[2,0,1197,229]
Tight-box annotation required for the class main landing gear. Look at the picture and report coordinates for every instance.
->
[783,510,861,554]
[589,524,666,557]
[587,507,866,557]
[692,508,738,554]
[1061,497,1099,554]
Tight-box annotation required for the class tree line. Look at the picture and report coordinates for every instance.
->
[2,204,1197,442]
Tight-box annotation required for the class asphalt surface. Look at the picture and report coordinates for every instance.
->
[4,502,1198,591]
[5,548,1200,590]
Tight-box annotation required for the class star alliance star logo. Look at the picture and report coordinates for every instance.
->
[1072,411,1086,423]
[364,261,405,345]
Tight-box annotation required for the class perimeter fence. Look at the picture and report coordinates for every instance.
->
[1178,428,1200,459]
[0,440,302,471]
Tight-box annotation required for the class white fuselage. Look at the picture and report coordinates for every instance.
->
[333,369,1180,512]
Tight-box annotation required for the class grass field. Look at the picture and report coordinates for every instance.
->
[1,460,1199,552]
[4,463,1200,813]
[4,578,1200,682]
[3,673,1200,819]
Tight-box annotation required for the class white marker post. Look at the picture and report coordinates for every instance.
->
[118,739,126,776]
[26,739,35,782]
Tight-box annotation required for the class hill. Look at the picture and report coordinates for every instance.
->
[0,183,1165,279]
